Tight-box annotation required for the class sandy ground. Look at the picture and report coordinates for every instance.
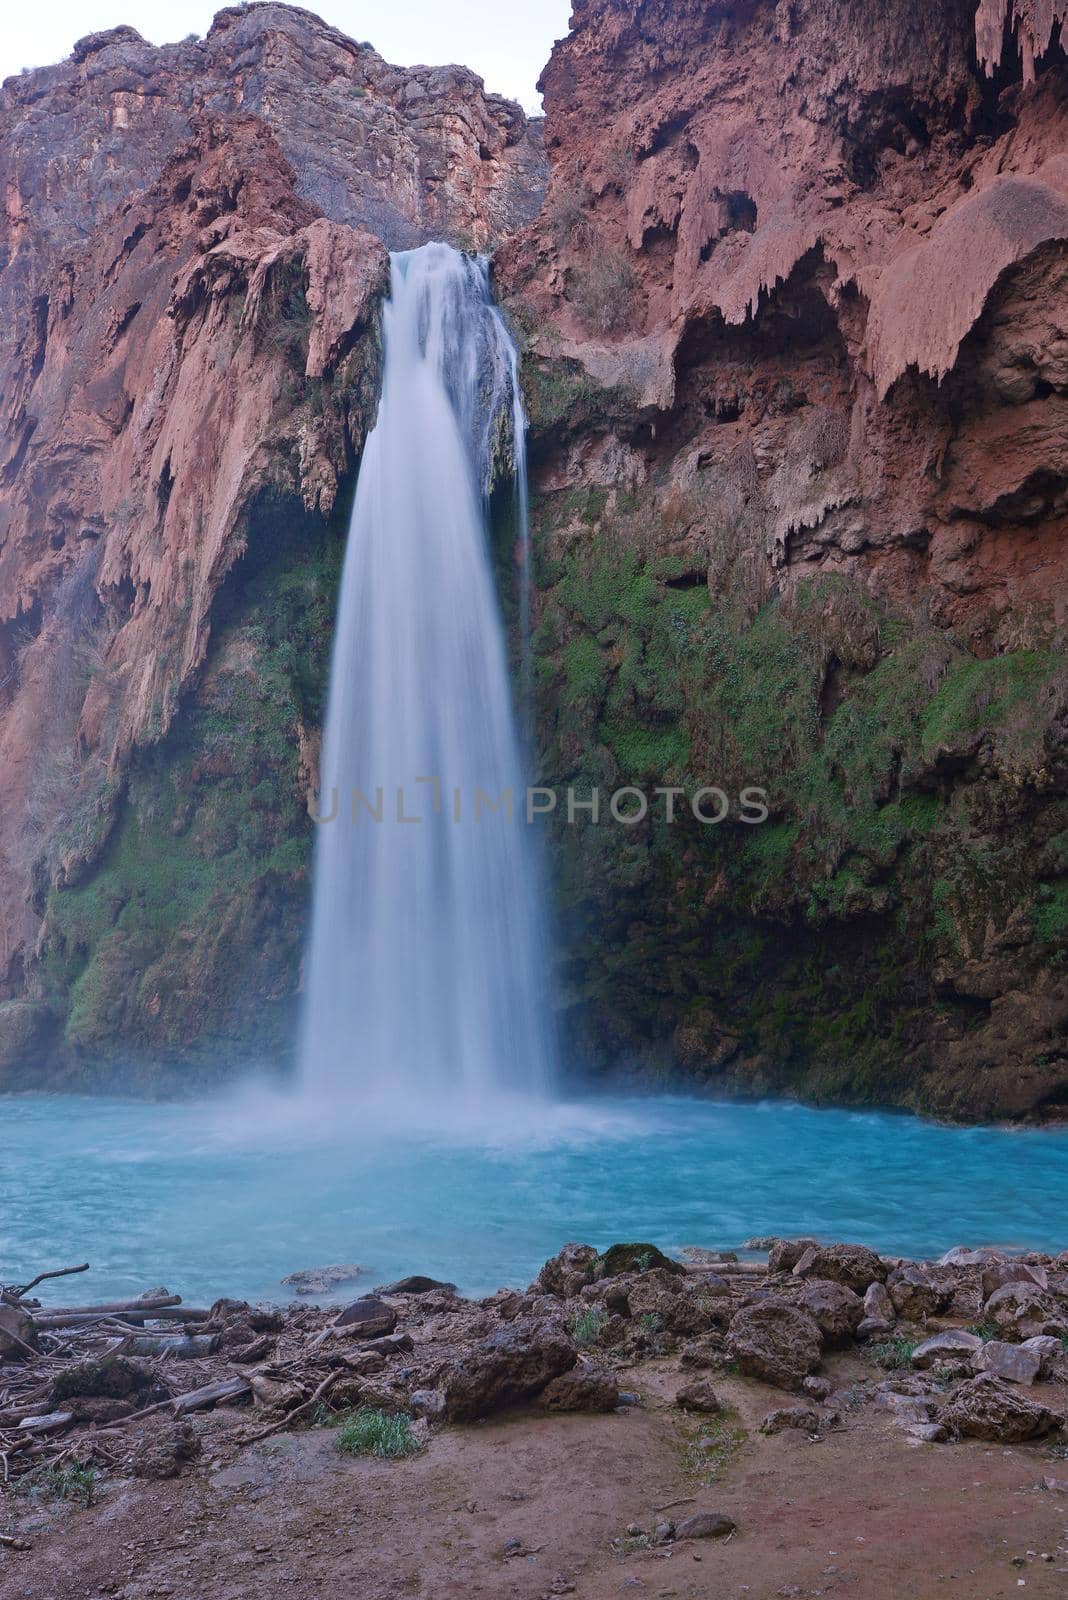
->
[2,1355,1067,1600]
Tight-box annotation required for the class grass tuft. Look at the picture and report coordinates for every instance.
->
[334,1407,419,1460]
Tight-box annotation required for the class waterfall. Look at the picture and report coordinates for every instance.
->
[299,242,556,1107]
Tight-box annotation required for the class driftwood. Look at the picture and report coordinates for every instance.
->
[34,1295,181,1319]
[9,1263,89,1299]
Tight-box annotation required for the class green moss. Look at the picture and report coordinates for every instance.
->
[1034,883,1068,947]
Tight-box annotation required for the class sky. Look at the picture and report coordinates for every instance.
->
[0,0,573,112]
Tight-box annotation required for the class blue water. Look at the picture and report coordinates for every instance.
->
[0,1091,1065,1307]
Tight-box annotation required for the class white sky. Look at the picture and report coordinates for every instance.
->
[1,0,572,112]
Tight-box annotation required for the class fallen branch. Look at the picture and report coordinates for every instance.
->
[245,1369,340,1442]
[11,1264,89,1299]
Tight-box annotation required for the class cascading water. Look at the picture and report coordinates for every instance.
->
[299,242,556,1107]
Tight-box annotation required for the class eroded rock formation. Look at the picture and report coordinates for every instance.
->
[0,7,545,1076]
[495,0,1068,1118]
[0,1,1064,1116]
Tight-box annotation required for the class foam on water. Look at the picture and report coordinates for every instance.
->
[2,1092,1065,1306]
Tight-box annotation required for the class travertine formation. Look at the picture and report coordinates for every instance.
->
[0,6,544,1065]
[0,2,1065,1113]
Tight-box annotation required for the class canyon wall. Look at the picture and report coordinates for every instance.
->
[0,6,545,1082]
[495,0,1068,1118]
[0,1,1065,1119]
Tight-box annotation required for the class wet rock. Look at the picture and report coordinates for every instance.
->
[541,1368,620,1412]
[974,1340,1042,1385]
[281,1264,364,1296]
[767,1239,819,1274]
[333,1297,399,1338]
[0,1302,38,1360]
[727,1299,822,1390]
[377,1275,458,1296]
[983,1282,1067,1341]
[759,1405,820,1435]
[939,1375,1061,1442]
[675,1379,721,1413]
[132,1421,201,1479]
[887,1264,954,1319]
[675,1512,736,1540]
[792,1244,887,1293]
[911,1329,983,1369]
[534,1243,598,1298]
[798,1279,864,1345]
[441,1317,577,1421]
[594,1243,686,1279]
[981,1261,1048,1299]
[938,1247,1006,1267]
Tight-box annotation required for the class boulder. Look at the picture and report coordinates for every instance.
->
[131,1421,201,1479]
[864,1282,895,1323]
[792,1244,886,1293]
[594,1243,686,1279]
[798,1280,864,1345]
[377,1276,457,1296]
[533,1243,598,1298]
[904,1422,949,1443]
[675,1379,721,1413]
[874,1390,939,1425]
[974,1340,1042,1385]
[441,1317,576,1421]
[939,1375,1061,1442]
[802,1375,833,1401]
[333,1297,398,1338]
[767,1238,818,1274]
[540,1367,620,1412]
[887,1265,954,1319]
[981,1261,1048,1300]
[911,1329,983,1369]
[0,1302,38,1360]
[1021,1335,1068,1379]
[675,1512,736,1540]
[679,1335,726,1368]
[938,1247,1005,1267]
[727,1299,822,1390]
[984,1282,1067,1341]
[280,1264,363,1296]
[857,1316,895,1339]
[409,1388,446,1420]
[759,1404,820,1435]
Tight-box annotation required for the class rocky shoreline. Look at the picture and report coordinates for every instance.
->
[3,1236,1067,1596]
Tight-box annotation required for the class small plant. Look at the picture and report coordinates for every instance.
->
[334,1407,419,1460]
[871,1336,918,1371]
[967,1321,999,1342]
[638,1311,661,1335]
[682,1414,747,1481]
[571,1307,608,1347]
[570,248,638,335]
[17,1463,98,1506]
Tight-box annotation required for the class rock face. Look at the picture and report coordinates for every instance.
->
[1,0,1067,1113]
[0,6,545,1077]
[495,0,1068,1121]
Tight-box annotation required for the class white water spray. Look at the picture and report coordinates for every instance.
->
[299,243,556,1107]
